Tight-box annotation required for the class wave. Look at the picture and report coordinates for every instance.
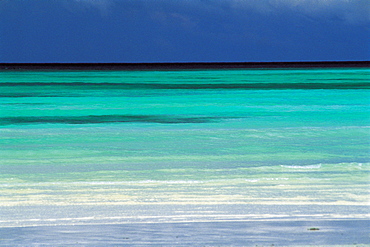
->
[280,162,368,170]
[2,178,292,187]
[280,164,322,169]
[0,114,238,125]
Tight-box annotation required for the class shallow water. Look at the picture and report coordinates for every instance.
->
[0,68,369,227]
[1,219,369,246]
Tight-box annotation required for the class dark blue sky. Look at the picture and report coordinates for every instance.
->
[0,0,369,62]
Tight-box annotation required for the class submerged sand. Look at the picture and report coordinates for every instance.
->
[0,219,369,246]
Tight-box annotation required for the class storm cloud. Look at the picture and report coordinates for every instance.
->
[71,0,370,22]
[0,0,368,62]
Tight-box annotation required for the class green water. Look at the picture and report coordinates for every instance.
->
[0,68,369,226]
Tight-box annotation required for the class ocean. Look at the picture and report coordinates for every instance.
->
[0,68,369,238]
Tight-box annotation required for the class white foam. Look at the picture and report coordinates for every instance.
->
[281,164,322,169]
[245,179,260,183]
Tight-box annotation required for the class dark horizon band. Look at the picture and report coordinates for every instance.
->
[0,61,369,71]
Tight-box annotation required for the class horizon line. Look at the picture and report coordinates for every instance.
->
[0,61,368,71]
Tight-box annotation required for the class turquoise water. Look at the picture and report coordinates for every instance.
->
[0,68,369,226]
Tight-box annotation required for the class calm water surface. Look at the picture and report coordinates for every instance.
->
[0,68,369,227]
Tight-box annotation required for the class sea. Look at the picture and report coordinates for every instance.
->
[0,67,369,230]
